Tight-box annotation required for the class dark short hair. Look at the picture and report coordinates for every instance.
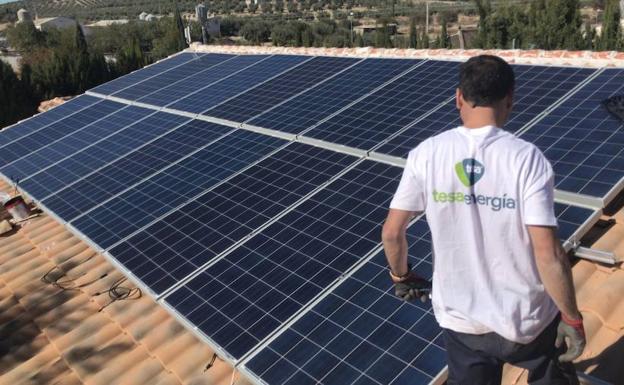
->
[459,55,515,107]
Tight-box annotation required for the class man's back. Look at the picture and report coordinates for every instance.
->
[392,125,558,343]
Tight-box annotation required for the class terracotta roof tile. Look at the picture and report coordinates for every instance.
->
[0,181,251,385]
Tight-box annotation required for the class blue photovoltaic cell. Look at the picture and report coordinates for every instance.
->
[90,52,202,95]
[18,106,156,200]
[205,56,358,123]
[42,115,231,221]
[71,130,286,249]
[0,95,102,147]
[247,59,420,134]
[247,219,439,385]
[164,160,404,360]
[114,54,235,101]
[247,203,596,385]
[138,55,268,107]
[299,60,460,150]
[521,69,624,199]
[555,203,595,241]
[0,100,125,170]
[169,55,309,114]
[376,65,595,158]
[106,143,357,295]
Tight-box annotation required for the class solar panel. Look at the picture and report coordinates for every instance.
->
[113,53,235,101]
[0,52,615,385]
[90,52,203,96]
[0,100,125,169]
[555,203,599,242]
[375,65,595,158]
[245,219,438,385]
[247,59,420,134]
[205,56,358,123]
[41,116,233,221]
[137,55,269,107]
[0,95,102,147]
[296,60,461,151]
[163,160,404,360]
[168,55,310,114]
[70,130,287,249]
[105,143,358,295]
[520,68,624,201]
[245,202,599,385]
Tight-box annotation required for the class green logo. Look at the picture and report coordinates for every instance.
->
[455,158,485,187]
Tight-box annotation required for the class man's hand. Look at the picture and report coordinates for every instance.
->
[556,313,586,362]
[390,267,432,302]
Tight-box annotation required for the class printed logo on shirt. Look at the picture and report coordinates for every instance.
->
[455,158,485,187]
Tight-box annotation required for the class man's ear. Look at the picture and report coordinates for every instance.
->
[456,88,463,110]
[506,91,514,110]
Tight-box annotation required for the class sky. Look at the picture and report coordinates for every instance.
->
[0,0,19,5]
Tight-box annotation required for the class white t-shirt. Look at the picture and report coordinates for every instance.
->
[390,125,559,344]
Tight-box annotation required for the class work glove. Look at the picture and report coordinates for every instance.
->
[555,313,586,362]
[389,264,432,302]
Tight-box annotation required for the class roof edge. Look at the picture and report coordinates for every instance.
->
[187,43,624,68]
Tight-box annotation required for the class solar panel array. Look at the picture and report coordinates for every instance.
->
[1,51,620,385]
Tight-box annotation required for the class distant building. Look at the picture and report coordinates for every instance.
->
[17,8,31,23]
[82,19,129,36]
[354,23,398,35]
[145,14,158,22]
[139,11,148,20]
[34,17,77,32]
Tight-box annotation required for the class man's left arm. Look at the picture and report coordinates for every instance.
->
[382,208,415,277]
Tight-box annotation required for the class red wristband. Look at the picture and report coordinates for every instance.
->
[561,312,583,327]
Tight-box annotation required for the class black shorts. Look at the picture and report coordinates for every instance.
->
[443,315,579,385]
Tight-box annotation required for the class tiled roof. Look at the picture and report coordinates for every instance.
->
[188,43,624,68]
[502,209,624,385]
[0,178,252,385]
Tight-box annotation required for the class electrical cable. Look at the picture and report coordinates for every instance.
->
[204,353,219,372]
[94,277,142,312]
[40,254,102,290]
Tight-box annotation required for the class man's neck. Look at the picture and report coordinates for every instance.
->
[461,107,505,128]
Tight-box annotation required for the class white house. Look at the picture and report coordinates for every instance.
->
[34,17,77,32]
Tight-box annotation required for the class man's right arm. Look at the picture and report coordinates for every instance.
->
[527,225,585,362]
[527,225,580,320]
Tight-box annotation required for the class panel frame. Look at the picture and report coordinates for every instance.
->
[90,51,205,96]
[0,95,103,150]
[0,100,130,173]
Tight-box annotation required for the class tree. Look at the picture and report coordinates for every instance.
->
[241,20,271,44]
[374,21,392,48]
[6,21,45,51]
[419,28,429,48]
[596,0,622,50]
[0,61,37,129]
[115,38,147,75]
[583,21,596,50]
[408,17,417,48]
[439,17,449,48]
[354,33,364,47]
[527,0,583,50]
[173,1,188,51]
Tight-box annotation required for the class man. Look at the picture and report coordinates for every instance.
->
[382,55,585,385]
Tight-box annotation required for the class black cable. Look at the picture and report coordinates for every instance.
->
[204,353,219,372]
[40,254,102,290]
[95,277,142,312]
